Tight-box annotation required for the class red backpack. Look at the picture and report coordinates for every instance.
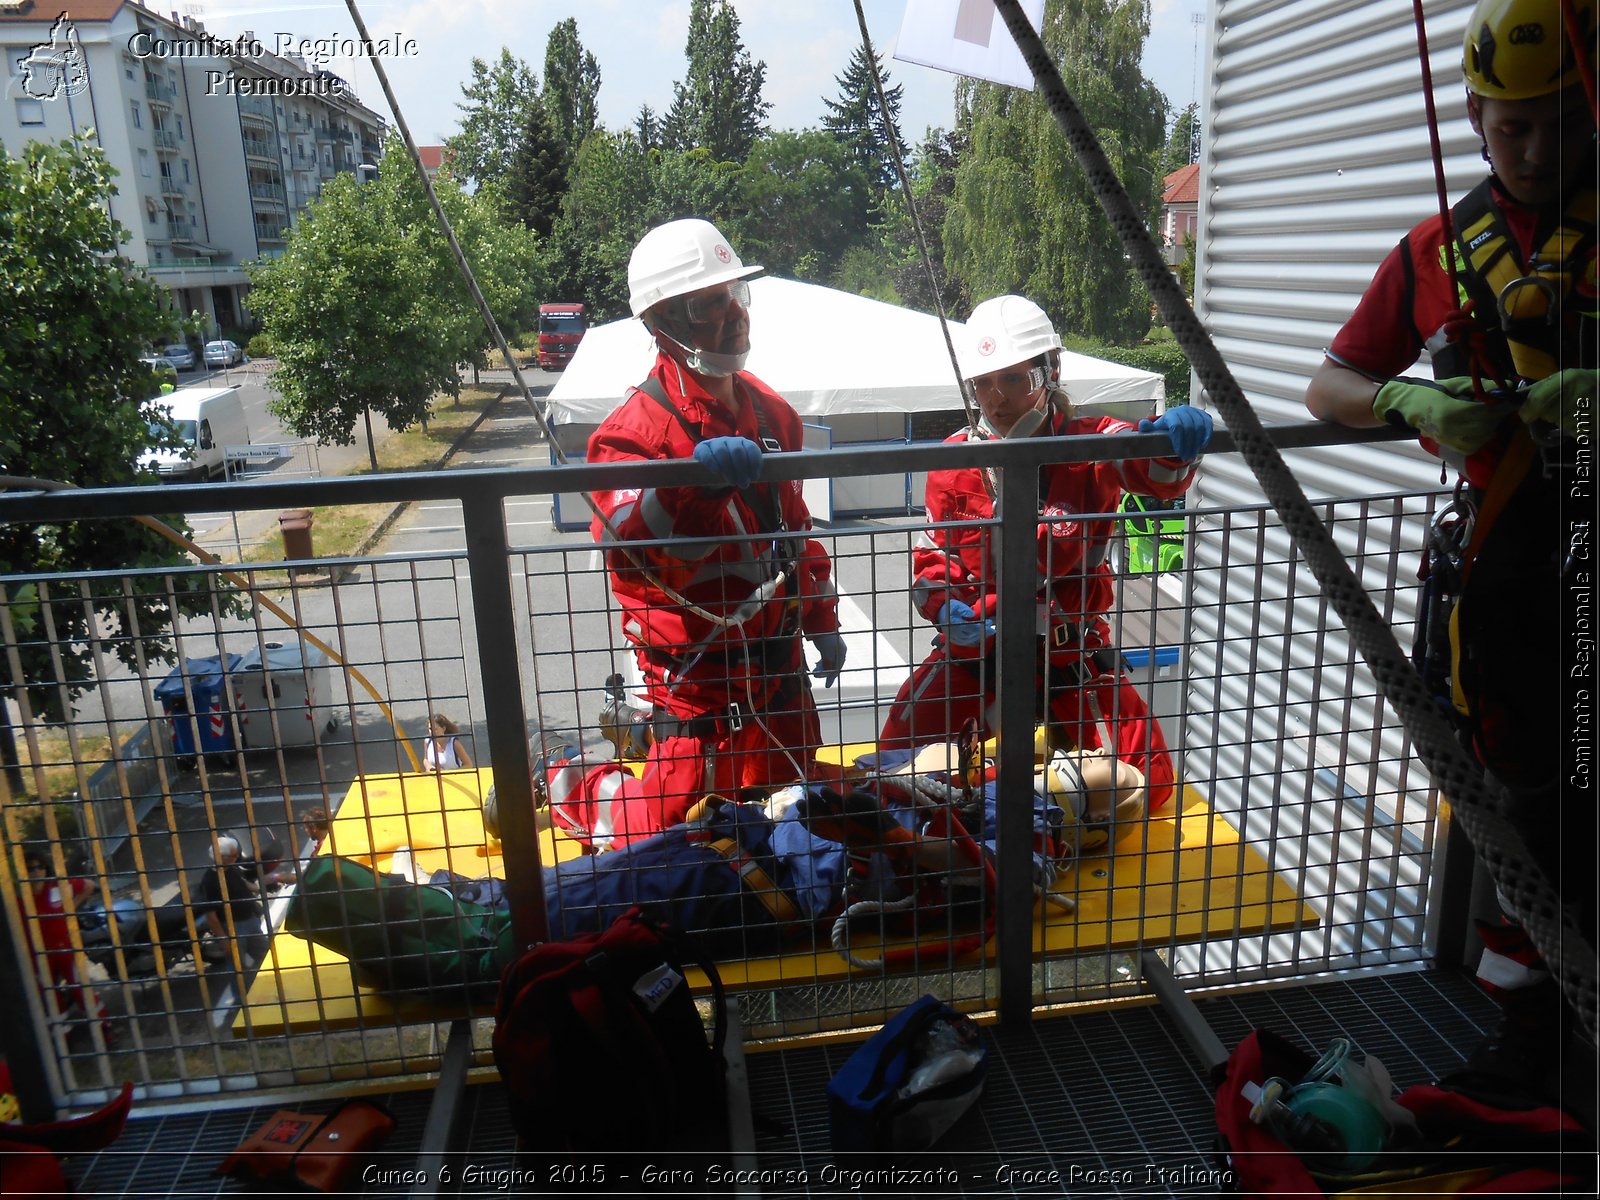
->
[1214,1028,1592,1195]
[491,907,728,1154]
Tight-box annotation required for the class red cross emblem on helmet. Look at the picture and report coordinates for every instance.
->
[978,336,996,356]
[714,244,732,264]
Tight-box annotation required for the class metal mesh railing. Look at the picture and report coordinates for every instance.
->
[0,428,1467,1110]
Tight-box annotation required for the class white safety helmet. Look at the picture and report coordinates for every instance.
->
[627,218,762,319]
[961,294,1063,384]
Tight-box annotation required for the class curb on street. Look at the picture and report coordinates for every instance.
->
[338,383,515,573]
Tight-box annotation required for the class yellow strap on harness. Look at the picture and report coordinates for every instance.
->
[706,837,801,923]
[1457,186,1597,380]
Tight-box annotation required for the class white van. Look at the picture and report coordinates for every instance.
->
[139,386,249,482]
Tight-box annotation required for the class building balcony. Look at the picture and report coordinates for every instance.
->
[238,96,276,125]
[242,138,278,163]
[158,177,185,200]
[249,183,286,208]
[152,129,178,153]
[165,220,193,243]
[143,78,173,105]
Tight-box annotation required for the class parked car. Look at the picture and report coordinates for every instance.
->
[204,339,243,368]
[139,356,179,390]
[159,342,196,370]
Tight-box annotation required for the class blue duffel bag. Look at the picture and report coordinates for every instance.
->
[827,994,988,1152]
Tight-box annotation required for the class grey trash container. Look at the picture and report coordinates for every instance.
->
[232,639,335,748]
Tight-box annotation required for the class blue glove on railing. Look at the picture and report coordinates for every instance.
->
[693,436,763,490]
[809,631,846,687]
[1138,406,1213,462]
[936,599,995,648]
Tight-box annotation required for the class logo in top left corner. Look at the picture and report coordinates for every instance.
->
[20,13,89,100]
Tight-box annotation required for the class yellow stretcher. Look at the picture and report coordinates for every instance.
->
[233,758,1314,1038]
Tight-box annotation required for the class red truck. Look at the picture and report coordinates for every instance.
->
[537,302,587,369]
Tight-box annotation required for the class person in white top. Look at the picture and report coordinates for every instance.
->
[422,713,472,771]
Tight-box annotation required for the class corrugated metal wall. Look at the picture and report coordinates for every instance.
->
[1181,0,1477,980]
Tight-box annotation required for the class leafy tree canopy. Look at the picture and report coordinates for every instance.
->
[0,135,221,721]
[447,49,539,189]
[738,130,872,283]
[247,141,465,468]
[946,0,1166,343]
[542,18,601,172]
[1160,102,1200,179]
[822,47,907,196]
[660,0,771,162]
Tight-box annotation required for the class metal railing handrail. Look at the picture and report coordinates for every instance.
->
[0,421,1412,525]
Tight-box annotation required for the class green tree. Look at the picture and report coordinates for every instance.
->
[247,150,461,469]
[822,47,907,200]
[553,132,743,319]
[542,18,601,175]
[635,104,661,151]
[738,130,872,282]
[945,0,1167,343]
[446,48,539,189]
[660,0,771,162]
[884,126,969,316]
[504,95,565,237]
[0,136,220,729]
[1159,101,1200,178]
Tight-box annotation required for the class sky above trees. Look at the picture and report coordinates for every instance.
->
[195,1,1209,145]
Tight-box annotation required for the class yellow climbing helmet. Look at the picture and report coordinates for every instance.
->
[1462,0,1597,100]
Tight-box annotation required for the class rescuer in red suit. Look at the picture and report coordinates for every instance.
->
[550,218,845,851]
[878,294,1212,815]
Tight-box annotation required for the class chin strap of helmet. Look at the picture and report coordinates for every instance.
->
[643,314,750,378]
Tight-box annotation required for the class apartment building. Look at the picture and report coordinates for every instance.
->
[0,0,384,336]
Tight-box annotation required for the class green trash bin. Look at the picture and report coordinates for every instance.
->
[1120,492,1186,574]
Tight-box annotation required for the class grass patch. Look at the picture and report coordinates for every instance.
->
[374,384,503,472]
[5,727,116,802]
[234,385,505,574]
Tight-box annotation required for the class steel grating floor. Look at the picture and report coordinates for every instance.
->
[40,968,1504,1197]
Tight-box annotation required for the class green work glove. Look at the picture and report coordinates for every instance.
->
[1371,376,1509,453]
[1519,368,1596,437]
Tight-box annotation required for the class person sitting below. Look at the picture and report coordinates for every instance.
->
[422,713,472,771]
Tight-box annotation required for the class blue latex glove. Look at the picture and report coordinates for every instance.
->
[810,631,846,687]
[1138,406,1213,462]
[692,436,762,489]
[936,599,995,648]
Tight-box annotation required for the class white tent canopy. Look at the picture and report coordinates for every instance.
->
[547,277,1165,425]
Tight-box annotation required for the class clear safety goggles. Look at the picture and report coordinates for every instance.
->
[680,278,752,325]
[971,362,1048,402]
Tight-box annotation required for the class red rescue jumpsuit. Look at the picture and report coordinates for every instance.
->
[560,352,840,849]
[28,874,107,1026]
[877,407,1201,811]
